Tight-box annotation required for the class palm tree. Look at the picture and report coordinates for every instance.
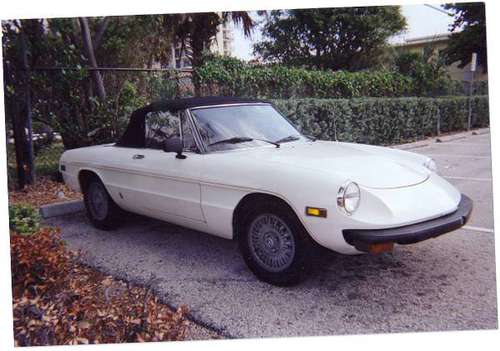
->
[176,12,255,67]
[173,11,257,94]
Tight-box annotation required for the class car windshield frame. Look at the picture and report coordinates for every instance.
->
[186,103,306,153]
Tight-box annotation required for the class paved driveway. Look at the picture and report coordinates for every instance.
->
[46,131,497,338]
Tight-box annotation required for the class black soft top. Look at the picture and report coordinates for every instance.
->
[116,96,267,148]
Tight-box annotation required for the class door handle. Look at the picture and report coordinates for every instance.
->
[132,154,145,159]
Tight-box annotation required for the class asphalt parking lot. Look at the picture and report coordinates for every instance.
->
[46,130,497,339]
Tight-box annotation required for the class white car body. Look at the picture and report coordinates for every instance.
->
[60,133,462,255]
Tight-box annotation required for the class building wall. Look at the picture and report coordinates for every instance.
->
[210,19,233,57]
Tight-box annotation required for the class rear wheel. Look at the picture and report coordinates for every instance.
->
[83,176,120,230]
[238,201,314,286]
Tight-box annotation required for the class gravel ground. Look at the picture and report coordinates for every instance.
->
[46,130,498,339]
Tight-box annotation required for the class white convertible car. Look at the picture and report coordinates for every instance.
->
[60,97,472,285]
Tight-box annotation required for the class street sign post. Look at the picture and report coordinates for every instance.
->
[467,52,477,131]
[470,53,477,72]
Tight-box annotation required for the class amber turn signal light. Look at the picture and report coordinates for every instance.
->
[368,242,394,254]
[305,207,327,218]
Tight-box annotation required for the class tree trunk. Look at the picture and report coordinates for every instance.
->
[6,58,28,189]
[93,17,110,51]
[5,26,32,190]
[191,37,205,96]
[78,17,106,101]
[20,30,35,185]
[11,109,28,189]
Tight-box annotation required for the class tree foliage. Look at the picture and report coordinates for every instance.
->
[394,47,453,96]
[174,11,256,94]
[3,12,257,150]
[443,2,487,73]
[254,7,406,71]
[2,17,179,149]
[175,11,255,68]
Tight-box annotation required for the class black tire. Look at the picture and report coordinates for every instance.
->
[238,201,315,286]
[83,176,121,230]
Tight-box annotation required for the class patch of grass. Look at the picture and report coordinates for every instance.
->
[7,142,65,188]
[35,142,65,178]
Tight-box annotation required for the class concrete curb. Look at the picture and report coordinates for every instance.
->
[394,128,489,150]
[40,200,84,219]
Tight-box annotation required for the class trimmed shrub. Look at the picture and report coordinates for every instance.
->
[271,95,489,145]
[451,80,489,96]
[194,55,486,99]
[195,56,415,98]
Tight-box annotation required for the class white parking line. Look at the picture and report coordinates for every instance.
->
[463,225,495,234]
[444,176,492,182]
[421,154,491,159]
[436,142,491,146]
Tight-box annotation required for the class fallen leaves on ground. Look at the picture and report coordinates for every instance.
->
[9,177,82,208]
[11,228,189,346]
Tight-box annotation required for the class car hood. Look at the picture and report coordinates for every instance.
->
[230,141,429,189]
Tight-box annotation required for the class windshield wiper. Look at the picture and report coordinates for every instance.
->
[275,135,301,144]
[209,136,280,148]
[256,138,280,147]
[208,136,254,146]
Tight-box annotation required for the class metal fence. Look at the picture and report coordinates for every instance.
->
[6,66,195,189]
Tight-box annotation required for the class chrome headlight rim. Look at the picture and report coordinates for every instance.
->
[337,181,361,215]
[423,158,438,173]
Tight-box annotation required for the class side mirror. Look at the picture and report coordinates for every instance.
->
[163,136,186,159]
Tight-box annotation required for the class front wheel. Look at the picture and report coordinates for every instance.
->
[238,202,314,286]
[83,176,120,230]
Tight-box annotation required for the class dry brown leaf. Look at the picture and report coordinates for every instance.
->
[77,337,89,344]
[78,321,90,329]
[9,177,82,208]
[11,228,190,346]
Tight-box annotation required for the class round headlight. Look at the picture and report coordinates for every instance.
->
[337,181,360,215]
[423,158,438,173]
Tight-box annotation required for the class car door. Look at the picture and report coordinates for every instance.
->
[110,110,206,224]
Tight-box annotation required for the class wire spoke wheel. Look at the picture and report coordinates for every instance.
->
[88,182,109,221]
[248,214,296,272]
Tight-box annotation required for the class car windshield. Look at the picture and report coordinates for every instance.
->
[190,104,305,151]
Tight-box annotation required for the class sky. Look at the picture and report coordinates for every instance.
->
[232,4,457,61]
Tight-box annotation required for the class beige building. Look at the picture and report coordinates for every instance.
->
[395,33,488,82]
[210,19,234,57]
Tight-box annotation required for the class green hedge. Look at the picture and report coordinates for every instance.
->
[446,80,489,96]
[271,95,489,145]
[195,56,415,98]
[195,55,484,99]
